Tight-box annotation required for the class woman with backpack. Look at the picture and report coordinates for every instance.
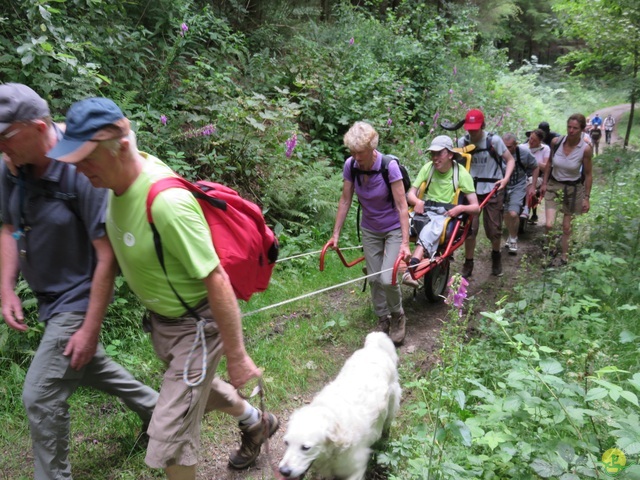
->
[329,121,411,345]
[540,113,593,265]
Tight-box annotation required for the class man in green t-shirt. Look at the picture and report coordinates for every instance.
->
[49,98,278,480]
[402,136,480,287]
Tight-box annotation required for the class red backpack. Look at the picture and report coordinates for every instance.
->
[146,177,279,302]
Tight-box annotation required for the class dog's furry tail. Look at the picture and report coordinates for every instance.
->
[364,332,398,365]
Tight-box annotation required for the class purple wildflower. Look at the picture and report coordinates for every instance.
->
[160,115,167,126]
[410,139,414,145]
[453,66,457,75]
[285,132,297,158]
[445,274,469,316]
[418,149,423,155]
[449,89,454,95]
[349,37,355,45]
[180,23,188,37]
[469,88,473,94]
[387,118,393,126]
[419,121,425,126]
[433,111,440,123]
[201,124,216,136]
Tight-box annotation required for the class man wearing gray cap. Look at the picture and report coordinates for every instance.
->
[0,83,158,480]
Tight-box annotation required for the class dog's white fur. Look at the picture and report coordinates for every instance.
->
[279,332,401,480]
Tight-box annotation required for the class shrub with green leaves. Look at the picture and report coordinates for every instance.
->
[385,148,640,478]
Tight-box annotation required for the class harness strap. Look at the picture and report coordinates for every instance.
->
[149,221,208,387]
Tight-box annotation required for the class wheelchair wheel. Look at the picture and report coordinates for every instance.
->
[424,258,450,302]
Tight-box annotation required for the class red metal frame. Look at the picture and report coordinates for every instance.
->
[319,240,366,271]
[391,184,500,285]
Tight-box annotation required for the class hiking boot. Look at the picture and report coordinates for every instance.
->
[491,251,503,277]
[134,420,151,451]
[402,271,419,288]
[229,412,280,470]
[378,315,391,334]
[389,312,406,346]
[506,238,518,255]
[461,259,474,278]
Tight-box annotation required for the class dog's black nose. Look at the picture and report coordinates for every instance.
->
[279,466,292,477]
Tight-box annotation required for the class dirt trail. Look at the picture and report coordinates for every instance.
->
[590,104,630,150]
[198,105,631,480]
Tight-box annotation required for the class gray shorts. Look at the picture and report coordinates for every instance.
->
[144,305,240,469]
[505,181,527,214]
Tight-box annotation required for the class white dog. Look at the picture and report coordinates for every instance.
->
[279,332,401,480]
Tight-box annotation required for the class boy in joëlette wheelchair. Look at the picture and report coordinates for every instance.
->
[402,135,480,287]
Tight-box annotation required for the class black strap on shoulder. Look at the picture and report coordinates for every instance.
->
[150,221,202,320]
[465,133,505,176]
[486,133,505,176]
[549,135,566,183]
[514,146,526,173]
[7,164,80,233]
[350,155,395,242]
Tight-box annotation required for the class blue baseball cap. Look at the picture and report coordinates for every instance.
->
[48,97,130,163]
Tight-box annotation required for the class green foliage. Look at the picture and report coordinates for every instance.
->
[2,1,638,478]
[385,148,640,478]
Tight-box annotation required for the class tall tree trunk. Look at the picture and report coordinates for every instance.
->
[624,44,638,149]
[321,0,331,21]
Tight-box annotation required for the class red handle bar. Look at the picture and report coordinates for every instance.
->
[391,184,501,284]
[319,241,366,271]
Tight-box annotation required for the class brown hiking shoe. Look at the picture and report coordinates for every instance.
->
[389,312,406,345]
[378,315,391,334]
[491,251,503,277]
[228,412,279,470]
[461,259,474,278]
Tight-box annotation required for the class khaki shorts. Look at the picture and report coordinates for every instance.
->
[470,191,504,244]
[544,178,585,215]
[144,305,240,469]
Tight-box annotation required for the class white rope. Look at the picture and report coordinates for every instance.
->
[242,266,394,318]
[276,245,363,263]
[183,319,208,387]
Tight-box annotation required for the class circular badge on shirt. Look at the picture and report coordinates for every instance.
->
[123,232,135,247]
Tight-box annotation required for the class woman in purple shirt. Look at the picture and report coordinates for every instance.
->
[329,122,411,345]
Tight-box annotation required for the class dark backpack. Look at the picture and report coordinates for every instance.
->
[146,177,279,302]
[349,154,411,202]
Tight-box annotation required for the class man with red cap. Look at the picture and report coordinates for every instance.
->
[458,109,514,277]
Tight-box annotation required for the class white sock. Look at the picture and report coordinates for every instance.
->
[236,402,260,426]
